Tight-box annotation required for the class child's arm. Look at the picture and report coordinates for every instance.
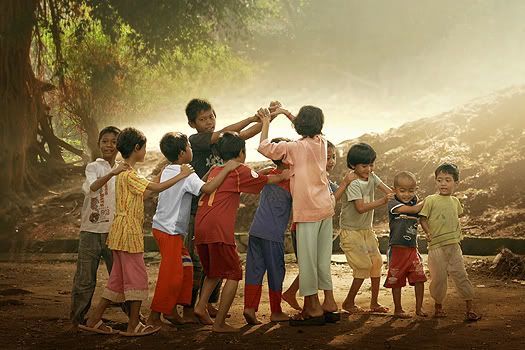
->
[89,162,129,192]
[377,181,394,195]
[419,216,431,241]
[200,160,241,194]
[333,171,358,202]
[353,193,394,214]
[146,164,195,193]
[392,201,424,215]
[266,172,289,185]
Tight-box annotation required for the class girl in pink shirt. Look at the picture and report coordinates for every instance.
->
[257,105,337,325]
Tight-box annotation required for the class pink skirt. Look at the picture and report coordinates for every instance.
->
[102,250,148,302]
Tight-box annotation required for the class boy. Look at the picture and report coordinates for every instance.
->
[83,128,194,336]
[183,98,283,321]
[339,142,394,314]
[70,126,129,328]
[384,171,427,318]
[193,132,288,332]
[420,163,481,321]
[243,137,292,325]
[147,132,241,327]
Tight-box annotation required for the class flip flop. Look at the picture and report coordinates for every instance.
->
[324,311,341,323]
[119,323,161,337]
[289,313,326,327]
[78,320,118,335]
[464,311,482,322]
[368,305,390,314]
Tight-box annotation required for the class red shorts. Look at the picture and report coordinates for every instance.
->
[196,243,243,281]
[384,246,427,288]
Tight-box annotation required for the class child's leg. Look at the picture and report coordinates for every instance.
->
[317,218,337,313]
[120,252,149,330]
[366,230,387,312]
[70,231,102,326]
[243,236,265,325]
[414,282,427,316]
[194,276,220,325]
[343,278,365,312]
[127,300,142,332]
[265,240,288,322]
[447,244,479,319]
[428,246,448,316]
[296,222,324,317]
[183,215,201,320]
[391,288,406,315]
[282,228,302,311]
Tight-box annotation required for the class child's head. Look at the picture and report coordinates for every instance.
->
[186,98,215,133]
[393,171,418,203]
[346,143,376,180]
[217,131,246,162]
[326,140,336,172]
[269,137,291,168]
[98,126,121,160]
[116,127,147,161]
[160,132,192,164]
[434,163,459,196]
[293,105,324,138]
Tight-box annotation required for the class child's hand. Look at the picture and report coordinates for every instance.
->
[180,164,195,178]
[111,162,130,176]
[281,169,291,180]
[257,108,271,124]
[383,192,395,204]
[268,100,282,113]
[257,166,275,175]
[342,170,357,186]
[223,160,241,172]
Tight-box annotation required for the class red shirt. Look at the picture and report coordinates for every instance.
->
[195,164,268,245]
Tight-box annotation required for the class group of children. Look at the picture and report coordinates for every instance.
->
[70,98,480,336]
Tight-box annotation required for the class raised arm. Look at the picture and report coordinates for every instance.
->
[146,164,195,193]
[210,115,259,144]
[89,162,130,192]
[200,160,241,194]
[333,171,358,202]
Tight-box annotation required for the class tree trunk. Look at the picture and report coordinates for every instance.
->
[0,0,40,228]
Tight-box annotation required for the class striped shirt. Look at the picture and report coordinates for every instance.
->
[107,169,150,253]
[419,194,463,250]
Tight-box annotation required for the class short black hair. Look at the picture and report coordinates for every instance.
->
[435,163,460,181]
[116,127,147,159]
[327,140,335,150]
[346,143,376,169]
[293,105,324,137]
[270,137,291,166]
[394,171,417,187]
[160,132,188,162]
[186,98,212,123]
[98,126,121,143]
[217,131,245,161]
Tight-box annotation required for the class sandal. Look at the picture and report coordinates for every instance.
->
[324,311,341,323]
[119,323,161,337]
[464,311,481,322]
[368,305,390,314]
[78,320,118,335]
[289,313,326,327]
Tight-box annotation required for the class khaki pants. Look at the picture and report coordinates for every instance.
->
[339,229,383,279]
[428,243,474,304]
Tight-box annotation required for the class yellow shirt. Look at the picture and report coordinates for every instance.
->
[420,194,463,250]
[107,169,150,253]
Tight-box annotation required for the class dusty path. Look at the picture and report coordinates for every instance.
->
[0,257,523,350]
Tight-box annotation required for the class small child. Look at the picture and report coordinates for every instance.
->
[339,143,394,314]
[243,137,293,325]
[384,171,427,318]
[70,126,129,328]
[147,132,240,327]
[82,127,194,336]
[193,131,287,333]
[258,106,335,326]
[420,163,481,321]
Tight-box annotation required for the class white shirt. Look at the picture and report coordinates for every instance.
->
[152,164,205,236]
[79,159,116,233]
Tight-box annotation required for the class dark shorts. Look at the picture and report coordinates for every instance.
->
[384,246,427,288]
[196,243,243,281]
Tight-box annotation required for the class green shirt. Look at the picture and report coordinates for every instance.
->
[339,172,384,230]
[419,194,463,250]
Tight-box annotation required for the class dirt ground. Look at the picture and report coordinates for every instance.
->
[0,256,524,350]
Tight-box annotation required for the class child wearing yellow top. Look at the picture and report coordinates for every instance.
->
[81,128,195,337]
[420,163,481,322]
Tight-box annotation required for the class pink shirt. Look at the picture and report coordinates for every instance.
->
[258,136,334,222]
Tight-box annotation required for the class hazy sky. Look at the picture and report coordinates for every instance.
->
[140,0,525,161]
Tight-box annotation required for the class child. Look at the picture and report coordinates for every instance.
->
[383,171,427,318]
[420,163,481,321]
[339,142,394,314]
[258,106,335,326]
[81,127,194,336]
[282,141,356,317]
[70,126,130,328]
[243,137,293,325]
[193,131,287,333]
[147,132,241,327]
[183,98,283,321]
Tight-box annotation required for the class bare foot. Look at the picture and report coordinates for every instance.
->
[322,300,338,313]
[147,318,167,328]
[342,302,364,314]
[282,290,302,311]
[181,307,199,324]
[207,304,231,319]
[434,309,447,318]
[212,322,240,333]
[416,309,428,317]
[194,306,214,325]
[369,304,389,313]
[393,310,411,319]
[243,309,262,325]
[270,311,290,322]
